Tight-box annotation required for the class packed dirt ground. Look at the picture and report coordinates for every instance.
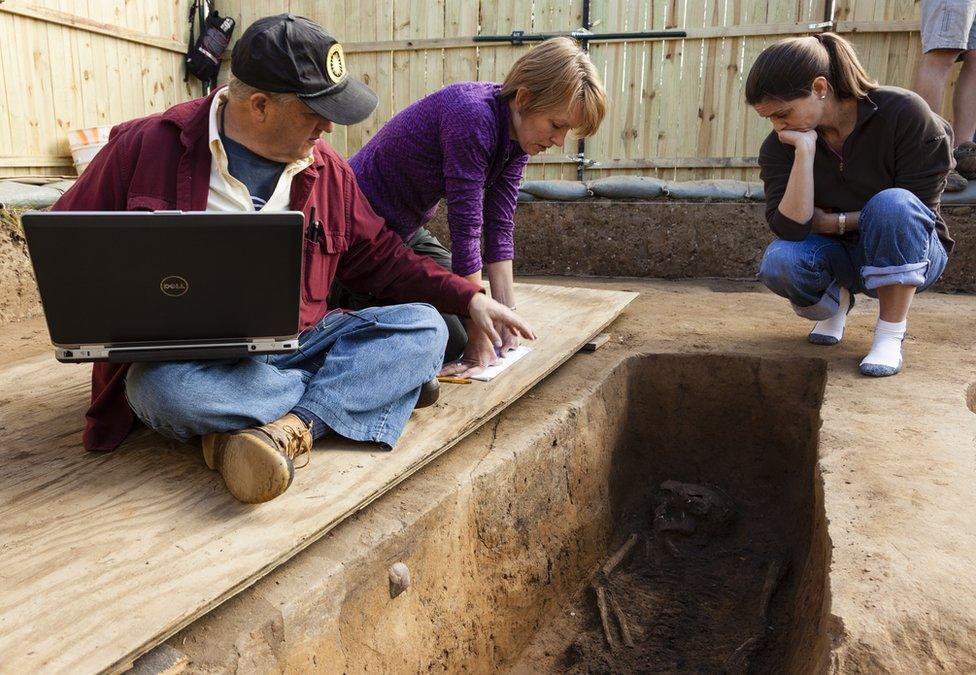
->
[1,269,973,672]
[87,277,973,673]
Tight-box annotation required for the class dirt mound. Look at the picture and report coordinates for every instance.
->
[0,209,41,325]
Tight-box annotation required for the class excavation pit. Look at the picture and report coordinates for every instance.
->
[505,353,831,674]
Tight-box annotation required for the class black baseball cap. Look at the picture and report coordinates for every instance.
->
[231,14,377,125]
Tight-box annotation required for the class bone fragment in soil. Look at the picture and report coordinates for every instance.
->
[601,533,640,577]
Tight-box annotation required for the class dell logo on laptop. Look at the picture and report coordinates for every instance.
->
[160,276,189,297]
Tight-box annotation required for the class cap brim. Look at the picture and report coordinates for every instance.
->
[300,78,378,126]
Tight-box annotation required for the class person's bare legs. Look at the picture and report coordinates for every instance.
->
[915,48,964,115]
[915,48,969,190]
[953,51,976,143]
[877,284,916,322]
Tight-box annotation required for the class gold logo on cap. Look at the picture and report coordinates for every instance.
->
[326,43,346,84]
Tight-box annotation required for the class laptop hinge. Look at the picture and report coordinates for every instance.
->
[55,338,299,363]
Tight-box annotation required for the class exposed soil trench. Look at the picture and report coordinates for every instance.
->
[506,354,832,674]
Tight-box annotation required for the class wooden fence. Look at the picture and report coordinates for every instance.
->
[0,0,193,179]
[0,1,965,181]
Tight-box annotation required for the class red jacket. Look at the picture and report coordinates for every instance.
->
[52,89,481,452]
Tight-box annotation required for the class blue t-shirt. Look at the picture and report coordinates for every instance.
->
[218,130,286,210]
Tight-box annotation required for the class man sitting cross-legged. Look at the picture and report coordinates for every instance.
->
[53,14,534,503]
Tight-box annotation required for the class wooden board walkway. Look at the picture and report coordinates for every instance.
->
[0,283,636,674]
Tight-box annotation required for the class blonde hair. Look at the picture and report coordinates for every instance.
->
[500,37,608,137]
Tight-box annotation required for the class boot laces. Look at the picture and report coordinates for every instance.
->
[274,421,312,469]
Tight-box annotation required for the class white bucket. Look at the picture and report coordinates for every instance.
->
[67,125,114,175]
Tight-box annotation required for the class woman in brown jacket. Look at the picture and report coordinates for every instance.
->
[746,33,953,377]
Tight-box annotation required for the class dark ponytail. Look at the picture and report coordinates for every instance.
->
[745,33,877,105]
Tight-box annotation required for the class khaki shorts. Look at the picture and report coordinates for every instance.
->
[922,0,976,51]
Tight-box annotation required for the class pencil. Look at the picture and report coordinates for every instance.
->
[437,376,473,384]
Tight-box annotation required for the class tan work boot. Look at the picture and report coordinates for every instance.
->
[202,413,312,504]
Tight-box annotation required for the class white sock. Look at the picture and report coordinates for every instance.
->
[860,319,907,377]
[809,287,851,345]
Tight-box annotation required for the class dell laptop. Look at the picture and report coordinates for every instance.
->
[21,211,304,363]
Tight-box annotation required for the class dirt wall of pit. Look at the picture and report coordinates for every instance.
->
[1,201,973,328]
[429,202,976,292]
[0,212,40,324]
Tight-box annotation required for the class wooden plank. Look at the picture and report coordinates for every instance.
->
[390,0,414,121]
[482,0,533,85]
[583,165,754,180]
[0,0,187,54]
[407,0,430,106]
[333,0,391,154]
[0,13,14,157]
[659,0,683,181]
[142,3,170,116]
[697,3,723,163]
[45,6,83,154]
[340,0,366,154]
[32,13,62,158]
[0,283,637,675]
[88,31,113,126]
[423,0,446,96]
[441,0,478,88]
[623,1,648,164]
[642,0,669,180]
[5,15,38,160]
[0,167,73,180]
[590,156,759,169]
[581,333,610,352]
[128,645,188,675]
[679,0,707,178]
[0,156,74,168]
[334,19,842,54]
[834,20,919,33]
[599,2,625,166]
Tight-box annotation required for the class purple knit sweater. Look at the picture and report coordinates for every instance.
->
[349,82,529,276]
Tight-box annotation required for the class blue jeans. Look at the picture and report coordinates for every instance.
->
[758,188,949,320]
[124,304,448,447]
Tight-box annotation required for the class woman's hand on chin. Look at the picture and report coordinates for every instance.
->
[776,129,817,151]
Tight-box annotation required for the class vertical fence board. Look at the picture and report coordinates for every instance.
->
[442,0,478,85]
[0,1,963,179]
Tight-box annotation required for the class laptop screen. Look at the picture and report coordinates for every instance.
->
[22,211,304,346]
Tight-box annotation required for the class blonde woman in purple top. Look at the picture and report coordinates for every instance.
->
[345,37,607,375]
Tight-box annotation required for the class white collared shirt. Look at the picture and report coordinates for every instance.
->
[206,90,313,212]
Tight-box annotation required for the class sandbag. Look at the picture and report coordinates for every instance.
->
[518,180,591,201]
[45,180,77,195]
[664,179,752,201]
[587,176,666,199]
[939,178,976,205]
[516,190,537,203]
[0,181,62,209]
[744,181,765,201]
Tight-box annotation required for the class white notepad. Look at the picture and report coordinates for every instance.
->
[470,345,534,381]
